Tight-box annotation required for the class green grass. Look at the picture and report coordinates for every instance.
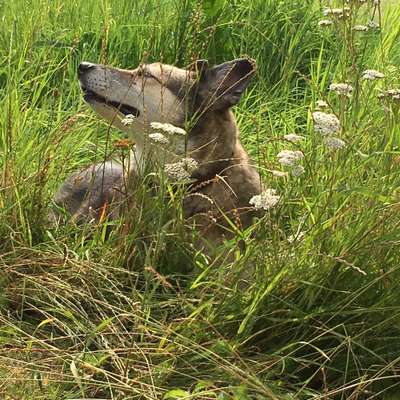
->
[1,0,400,398]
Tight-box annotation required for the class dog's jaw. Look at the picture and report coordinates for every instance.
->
[82,89,141,118]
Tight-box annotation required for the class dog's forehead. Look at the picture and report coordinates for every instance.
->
[146,63,192,82]
[144,63,195,100]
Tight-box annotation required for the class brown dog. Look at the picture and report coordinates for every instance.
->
[52,58,262,248]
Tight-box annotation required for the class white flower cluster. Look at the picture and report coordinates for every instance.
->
[367,20,380,29]
[270,170,288,178]
[284,133,304,143]
[353,25,368,32]
[323,136,346,149]
[277,150,305,176]
[329,83,353,97]
[362,69,385,80]
[312,111,345,150]
[378,88,400,101]
[164,157,198,181]
[121,114,136,126]
[277,150,304,166]
[148,132,169,145]
[323,7,350,18]
[149,122,187,155]
[150,122,186,135]
[249,189,280,211]
[318,19,333,27]
[312,111,341,136]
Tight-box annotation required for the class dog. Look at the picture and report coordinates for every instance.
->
[52,58,262,249]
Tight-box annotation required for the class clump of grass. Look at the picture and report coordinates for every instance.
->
[1,0,400,399]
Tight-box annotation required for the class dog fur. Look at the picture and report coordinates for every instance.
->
[52,58,262,248]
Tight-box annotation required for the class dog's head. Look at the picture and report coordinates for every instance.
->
[78,58,255,158]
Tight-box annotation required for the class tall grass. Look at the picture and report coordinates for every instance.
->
[1,0,400,398]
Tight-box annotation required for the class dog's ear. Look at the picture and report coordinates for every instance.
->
[191,59,209,78]
[196,58,256,110]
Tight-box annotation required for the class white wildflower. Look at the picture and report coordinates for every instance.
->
[291,165,305,177]
[316,100,328,109]
[284,133,304,143]
[353,25,368,32]
[379,88,400,100]
[312,111,341,136]
[384,89,400,101]
[121,114,136,126]
[277,150,304,167]
[150,122,186,135]
[181,157,199,172]
[367,20,380,29]
[329,83,353,97]
[362,69,385,80]
[387,89,400,97]
[148,132,169,145]
[249,189,280,211]
[164,157,198,181]
[323,7,350,17]
[164,163,190,180]
[318,19,333,27]
[324,136,346,149]
[373,0,380,6]
[270,170,288,178]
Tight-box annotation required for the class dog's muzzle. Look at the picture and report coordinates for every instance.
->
[78,62,95,76]
[78,62,141,117]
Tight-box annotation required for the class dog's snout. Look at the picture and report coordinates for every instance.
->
[78,62,95,76]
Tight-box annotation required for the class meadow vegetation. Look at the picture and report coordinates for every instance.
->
[1,0,400,398]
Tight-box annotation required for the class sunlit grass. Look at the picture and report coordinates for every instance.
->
[1,0,400,398]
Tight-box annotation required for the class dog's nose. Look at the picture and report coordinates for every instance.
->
[78,62,95,75]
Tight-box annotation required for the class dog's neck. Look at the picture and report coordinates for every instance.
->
[189,109,250,180]
[128,108,252,181]
[127,134,183,174]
